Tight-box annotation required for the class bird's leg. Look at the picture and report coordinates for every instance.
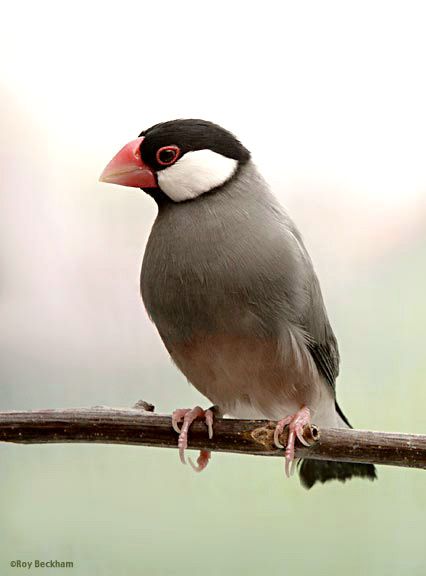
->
[171,406,215,471]
[273,406,311,478]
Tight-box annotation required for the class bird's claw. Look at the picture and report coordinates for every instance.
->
[171,406,214,468]
[171,408,189,435]
[274,407,311,477]
[188,449,211,472]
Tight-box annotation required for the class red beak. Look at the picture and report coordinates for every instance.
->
[99,137,157,188]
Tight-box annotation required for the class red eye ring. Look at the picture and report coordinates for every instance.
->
[156,145,181,166]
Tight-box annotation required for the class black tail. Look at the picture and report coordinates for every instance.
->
[298,401,377,489]
[299,459,377,489]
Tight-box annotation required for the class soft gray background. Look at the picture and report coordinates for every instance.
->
[1,1,425,575]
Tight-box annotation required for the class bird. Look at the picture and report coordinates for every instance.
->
[100,119,377,488]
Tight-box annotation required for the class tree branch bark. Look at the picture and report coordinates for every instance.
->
[0,403,425,469]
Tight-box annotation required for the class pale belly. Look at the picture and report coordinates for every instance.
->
[166,332,339,427]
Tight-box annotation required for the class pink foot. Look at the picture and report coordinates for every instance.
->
[189,449,211,473]
[172,406,214,469]
[273,407,311,478]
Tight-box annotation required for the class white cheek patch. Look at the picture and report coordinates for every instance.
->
[157,149,238,202]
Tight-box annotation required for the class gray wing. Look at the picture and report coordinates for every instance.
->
[305,314,340,390]
[301,268,352,426]
[288,228,340,391]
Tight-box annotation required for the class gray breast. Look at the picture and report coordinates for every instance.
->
[140,162,311,344]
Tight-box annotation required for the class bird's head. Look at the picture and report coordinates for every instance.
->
[100,119,250,203]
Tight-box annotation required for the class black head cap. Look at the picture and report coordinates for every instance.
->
[138,119,251,171]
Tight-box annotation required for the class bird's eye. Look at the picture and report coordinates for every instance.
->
[156,145,180,166]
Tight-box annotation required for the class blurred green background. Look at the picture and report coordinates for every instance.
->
[1,1,425,575]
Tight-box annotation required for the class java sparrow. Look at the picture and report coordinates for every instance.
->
[100,119,377,488]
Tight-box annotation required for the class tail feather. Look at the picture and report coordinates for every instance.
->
[299,459,377,489]
[298,401,377,489]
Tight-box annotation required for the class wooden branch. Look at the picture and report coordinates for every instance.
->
[0,403,425,469]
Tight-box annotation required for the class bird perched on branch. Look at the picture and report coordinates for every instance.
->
[100,119,376,488]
